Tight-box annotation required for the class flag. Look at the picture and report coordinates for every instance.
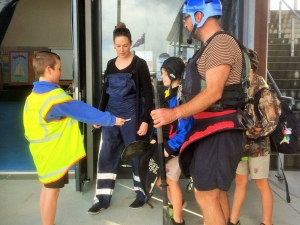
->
[132,33,145,48]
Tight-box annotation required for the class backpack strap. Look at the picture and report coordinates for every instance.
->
[191,30,226,62]
[253,88,267,121]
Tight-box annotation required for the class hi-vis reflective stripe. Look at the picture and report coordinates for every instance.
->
[24,99,29,113]
[39,165,69,180]
[134,186,145,194]
[96,188,114,195]
[97,173,117,180]
[133,174,141,182]
[26,133,61,143]
[26,121,76,144]
[40,93,70,119]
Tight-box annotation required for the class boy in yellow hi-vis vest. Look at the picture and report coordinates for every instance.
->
[23,51,125,225]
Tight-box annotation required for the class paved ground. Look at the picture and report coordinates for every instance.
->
[0,170,299,225]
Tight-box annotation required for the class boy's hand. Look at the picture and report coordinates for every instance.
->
[150,139,156,144]
[164,149,169,157]
[115,117,125,126]
[137,122,148,136]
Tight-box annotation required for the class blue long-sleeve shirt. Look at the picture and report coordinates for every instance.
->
[32,81,116,126]
[153,87,194,155]
[164,95,194,155]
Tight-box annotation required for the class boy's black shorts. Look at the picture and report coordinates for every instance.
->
[44,172,69,189]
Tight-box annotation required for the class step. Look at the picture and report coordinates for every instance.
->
[268,70,300,79]
[268,38,293,44]
[268,56,300,62]
[268,33,300,39]
[268,50,300,56]
[269,33,279,39]
[282,33,300,38]
[267,62,300,70]
[269,79,300,89]
[269,44,300,51]
[268,89,300,99]
[270,154,300,170]
[270,10,300,18]
[269,23,300,29]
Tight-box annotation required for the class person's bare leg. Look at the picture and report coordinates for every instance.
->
[40,186,60,225]
[220,191,230,223]
[230,174,248,224]
[194,188,226,225]
[167,178,183,223]
[255,179,273,225]
[156,177,172,201]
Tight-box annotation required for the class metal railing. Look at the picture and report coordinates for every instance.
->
[278,0,300,56]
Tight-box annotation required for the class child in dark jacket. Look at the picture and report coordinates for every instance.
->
[152,57,194,225]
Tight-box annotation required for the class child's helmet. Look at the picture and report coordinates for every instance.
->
[246,48,259,72]
[161,57,185,81]
[182,0,222,28]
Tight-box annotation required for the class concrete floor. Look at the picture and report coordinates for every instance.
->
[0,170,300,225]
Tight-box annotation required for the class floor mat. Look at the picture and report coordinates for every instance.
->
[0,102,35,170]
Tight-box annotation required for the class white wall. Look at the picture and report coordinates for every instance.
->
[50,48,73,80]
[1,0,72,48]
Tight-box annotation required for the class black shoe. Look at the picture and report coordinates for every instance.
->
[171,218,185,225]
[129,198,145,209]
[228,221,241,225]
[168,199,187,217]
[87,204,107,215]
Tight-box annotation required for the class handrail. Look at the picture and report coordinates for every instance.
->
[267,70,295,106]
[282,0,300,20]
[279,0,300,55]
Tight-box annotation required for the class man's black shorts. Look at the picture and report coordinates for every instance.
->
[189,130,245,191]
[44,172,69,189]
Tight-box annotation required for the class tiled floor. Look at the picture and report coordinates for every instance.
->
[0,170,299,225]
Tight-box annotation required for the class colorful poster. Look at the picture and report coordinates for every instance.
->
[10,51,29,84]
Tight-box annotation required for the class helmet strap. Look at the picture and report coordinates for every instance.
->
[187,23,198,44]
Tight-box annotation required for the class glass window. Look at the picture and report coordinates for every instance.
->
[102,0,195,80]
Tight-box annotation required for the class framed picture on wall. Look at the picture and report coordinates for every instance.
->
[9,51,30,84]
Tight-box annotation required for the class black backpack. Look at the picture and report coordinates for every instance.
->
[254,88,300,155]
[254,88,300,203]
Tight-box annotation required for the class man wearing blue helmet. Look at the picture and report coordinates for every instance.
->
[151,1,251,225]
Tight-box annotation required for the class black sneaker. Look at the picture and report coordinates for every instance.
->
[129,198,145,209]
[87,204,107,215]
[168,199,187,218]
[171,218,185,225]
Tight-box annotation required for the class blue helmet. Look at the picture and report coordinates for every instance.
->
[182,0,222,28]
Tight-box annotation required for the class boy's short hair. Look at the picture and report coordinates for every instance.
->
[32,51,60,77]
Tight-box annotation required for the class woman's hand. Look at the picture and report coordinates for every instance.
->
[137,122,148,136]
[115,117,125,126]
[93,124,101,129]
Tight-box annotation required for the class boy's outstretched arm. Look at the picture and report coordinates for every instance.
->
[46,100,123,126]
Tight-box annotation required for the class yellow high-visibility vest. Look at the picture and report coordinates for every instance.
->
[23,88,86,184]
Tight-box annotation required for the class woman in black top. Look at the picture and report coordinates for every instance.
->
[88,22,153,214]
